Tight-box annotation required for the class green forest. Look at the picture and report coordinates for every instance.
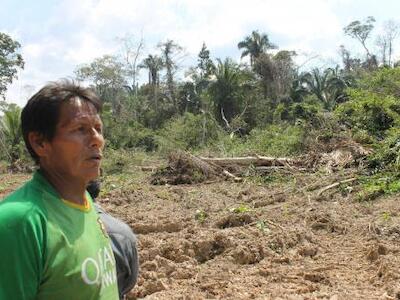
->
[1,16,400,199]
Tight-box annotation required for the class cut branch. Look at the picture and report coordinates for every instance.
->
[316,178,357,197]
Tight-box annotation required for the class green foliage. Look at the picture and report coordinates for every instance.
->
[381,211,391,222]
[101,103,157,151]
[0,32,24,99]
[229,204,252,213]
[359,67,400,96]
[335,67,400,139]
[256,220,270,233]
[156,112,223,153]
[195,209,208,223]
[299,67,351,111]
[208,58,249,126]
[0,104,26,162]
[367,127,400,171]
[357,173,400,201]
[212,124,306,157]
[273,95,323,125]
[335,89,400,138]
[237,30,277,66]
[101,148,150,175]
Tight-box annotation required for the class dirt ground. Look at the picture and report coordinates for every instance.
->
[1,167,400,300]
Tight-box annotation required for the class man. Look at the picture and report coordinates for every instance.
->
[0,81,119,299]
[87,180,139,299]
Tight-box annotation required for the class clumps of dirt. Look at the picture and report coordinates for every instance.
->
[215,213,255,229]
[159,239,196,263]
[266,230,314,254]
[134,275,167,298]
[151,151,220,185]
[193,235,229,263]
[382,225,400,239]
[365,244,389,262]
[230,243,265,264]
[306,212,347,234]
[131,220,183,234]
[303,272,329,284]
[298,245,319,257]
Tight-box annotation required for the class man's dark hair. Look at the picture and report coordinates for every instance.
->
[21,80,102,164]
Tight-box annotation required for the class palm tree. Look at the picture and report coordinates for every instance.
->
[0,104,22,162]
[208,58,244,126]
[238,30,277,66]
[140,55,164,86]
[299,67,352,110]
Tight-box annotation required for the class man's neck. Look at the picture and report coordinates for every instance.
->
[39,168,87,205]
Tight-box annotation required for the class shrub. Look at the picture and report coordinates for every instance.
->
[104,120,157,151]
[101,148,150,174]
[156,112,223,154]
[335,89,400,138]
[210,124,306,157]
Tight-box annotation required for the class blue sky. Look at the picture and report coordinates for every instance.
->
[1,0,400,106]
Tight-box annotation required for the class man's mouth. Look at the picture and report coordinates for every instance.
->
[89,154,102,161]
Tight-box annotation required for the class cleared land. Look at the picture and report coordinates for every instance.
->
[1,165,400,300]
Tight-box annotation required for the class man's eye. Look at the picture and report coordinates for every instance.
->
[94,124,103,133]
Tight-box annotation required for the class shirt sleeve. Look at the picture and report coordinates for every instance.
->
[0,203,46,300]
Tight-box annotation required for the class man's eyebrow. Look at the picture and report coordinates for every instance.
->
[59,116,101,128]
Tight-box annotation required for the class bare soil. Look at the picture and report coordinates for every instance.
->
[2,167,400,300]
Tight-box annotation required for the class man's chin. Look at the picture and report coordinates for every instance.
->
[85,169,101,182]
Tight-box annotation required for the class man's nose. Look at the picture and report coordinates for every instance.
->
[90,128,104,149]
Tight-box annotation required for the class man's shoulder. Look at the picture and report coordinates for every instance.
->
[0,181,46,228]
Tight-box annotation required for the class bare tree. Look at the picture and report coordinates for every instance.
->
[376,35,388,65]
[158,40,185,111]
[383,20,399,67]
[117,33,145,94]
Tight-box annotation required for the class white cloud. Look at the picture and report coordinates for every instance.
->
[4,0,400,106]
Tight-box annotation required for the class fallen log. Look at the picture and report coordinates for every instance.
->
[199,156,300,167]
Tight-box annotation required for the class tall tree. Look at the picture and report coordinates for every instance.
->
[117,33,144,94]
[238,30,277,66]
[140,54,164,86]
[197,42,215,80]
[208,58,246,126]
[343,16,375,59]
[376,20,399,67]
[139,54,164,108]
[158,40,184,109]
[0,33,24,99]
[75,55,126,114]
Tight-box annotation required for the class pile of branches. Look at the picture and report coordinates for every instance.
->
[150,137,373,186]
[151,152,222,185]
[151,151,303,185]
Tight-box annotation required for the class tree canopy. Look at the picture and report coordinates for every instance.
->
[0,33,24,99]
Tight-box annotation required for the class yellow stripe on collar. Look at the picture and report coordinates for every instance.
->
[62,195,91,212]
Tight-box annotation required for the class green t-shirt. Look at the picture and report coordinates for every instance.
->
[0,171,119,300]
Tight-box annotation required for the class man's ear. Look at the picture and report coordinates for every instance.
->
[28,132,50,158]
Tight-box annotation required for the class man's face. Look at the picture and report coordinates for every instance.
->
[43,97,104,183]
